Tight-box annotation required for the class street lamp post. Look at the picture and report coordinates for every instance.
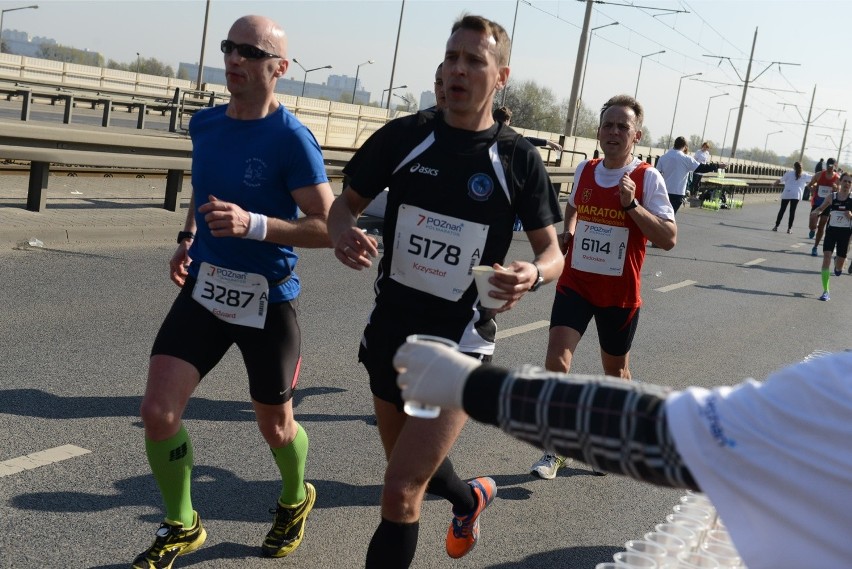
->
[351,59,374,104]
[0,4,38,54]
[668,71,702,143]
[394,93,412,111]
[721,105,745,158]
[381,84,407,107]
[764,130,783,156]
[293,58,332,98]
[701,92,729,142]
[575,21,618,128]
[634,49,665,98]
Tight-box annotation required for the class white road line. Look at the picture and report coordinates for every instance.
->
[497,320,549,339]
[0,444,91,477]
[791,243,806,249]
[742,258,766,266]
[654,280,697,293]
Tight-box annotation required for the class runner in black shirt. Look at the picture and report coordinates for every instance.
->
[327,14,563,568]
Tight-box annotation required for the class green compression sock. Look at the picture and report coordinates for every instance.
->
[270,423,309,506]
[145,425,194,527]
[822,268,830,292]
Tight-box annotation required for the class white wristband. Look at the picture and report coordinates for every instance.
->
[244,212,268,241]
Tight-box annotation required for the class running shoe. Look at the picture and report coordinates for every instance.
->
[771,226,778,232]
[131,511,206,569]
[809,229,816,239]
[848,264,852,275]
[819,292,830,301]
[835,268,843,277]
[787,228,792,234]
[262,482,316,558]
[446,476,497,559]
[530,453,568,480]
[811,247,818,257]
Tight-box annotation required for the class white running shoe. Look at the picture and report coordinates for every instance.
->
[530,454,567,479]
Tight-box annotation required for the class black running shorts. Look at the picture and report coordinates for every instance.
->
[151,276,301,405]
[550,286,640,357]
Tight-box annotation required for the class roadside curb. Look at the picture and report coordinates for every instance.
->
[0,224,179,248]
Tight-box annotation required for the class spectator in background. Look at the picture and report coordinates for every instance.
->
[493,106,562,153]
[772,161,812,233]
[815,158,825,174]
[656,136,700,213]
[693,141,712,165]
[689,141,725,197]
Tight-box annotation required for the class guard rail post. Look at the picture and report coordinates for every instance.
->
[19,89,32,121]
[26,161,49,212]
[164,169,184,211]
[168,87,180,133]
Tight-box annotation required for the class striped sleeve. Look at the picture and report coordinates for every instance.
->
[464,365,698,490]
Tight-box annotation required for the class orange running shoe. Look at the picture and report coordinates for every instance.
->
[445,476,497,558]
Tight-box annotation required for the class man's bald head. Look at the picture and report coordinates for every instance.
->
[229,15,287,59]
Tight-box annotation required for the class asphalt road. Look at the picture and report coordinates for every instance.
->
[1,201,849,568]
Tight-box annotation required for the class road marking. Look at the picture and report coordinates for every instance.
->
[742,258,766,266]
[791,243,806,249]
[0,444,91,477]
[497,320,549,339]
[654,280,697,293]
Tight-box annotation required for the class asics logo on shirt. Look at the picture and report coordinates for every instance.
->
[409,162,439,176]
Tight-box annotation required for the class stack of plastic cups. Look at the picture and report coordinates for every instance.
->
[600,491,746,569]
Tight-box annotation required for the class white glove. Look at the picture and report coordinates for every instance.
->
[394,341,482,410]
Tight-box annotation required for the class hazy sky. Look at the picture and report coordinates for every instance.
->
[6,0,849,161]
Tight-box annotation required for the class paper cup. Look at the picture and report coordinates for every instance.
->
[471,265,505,309]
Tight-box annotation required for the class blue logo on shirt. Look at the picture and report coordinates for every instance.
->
[468,173,494,202]
[699,395,737,448]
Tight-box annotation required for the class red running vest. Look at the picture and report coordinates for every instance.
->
[557,158,649,308]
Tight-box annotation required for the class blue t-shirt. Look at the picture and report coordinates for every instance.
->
[187,104,328,302]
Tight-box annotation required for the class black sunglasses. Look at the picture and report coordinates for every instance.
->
[220,39,281,60]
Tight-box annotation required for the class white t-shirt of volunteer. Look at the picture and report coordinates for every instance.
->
[665,351,852,569]
[656,148,700,196]
[390,204,489,301]
[778,170,813,200]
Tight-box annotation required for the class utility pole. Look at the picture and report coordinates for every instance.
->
[386,0,405,110]
[501,0,520,106]
[799,85,816,163]
[837,119,847,165]
[729,27,757,159]
[195,0,211,90]
[563,0,593,137]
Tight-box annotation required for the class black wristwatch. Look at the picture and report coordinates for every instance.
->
[623,199,639,211]
[177,231,195,244]
[530,263,544,292]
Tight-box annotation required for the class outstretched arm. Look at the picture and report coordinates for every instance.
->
[394,342,698,490]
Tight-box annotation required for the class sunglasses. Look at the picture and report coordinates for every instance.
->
[220,39,281,60]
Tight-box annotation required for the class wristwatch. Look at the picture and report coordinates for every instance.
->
[176,230,195,244]
[530,263,544,292]
[623,199,639,211]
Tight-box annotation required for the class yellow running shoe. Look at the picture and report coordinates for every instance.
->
[261,482,316,557]
[131,511,206,569]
